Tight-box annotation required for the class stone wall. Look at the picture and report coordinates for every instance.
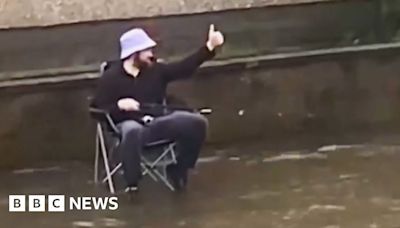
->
[1,45,400,168]
[0,0,331,28]
[0,0,383,73]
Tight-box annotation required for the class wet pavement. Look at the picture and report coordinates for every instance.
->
[1,143,400,228]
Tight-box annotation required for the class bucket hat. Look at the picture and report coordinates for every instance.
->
[119,28,157,59]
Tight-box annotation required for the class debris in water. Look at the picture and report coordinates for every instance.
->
[229,156,240,161]
[239,190,281,200]
[245,160,258,166]
[339,174,359,180]
[13,166,65,174]
[72,221,95,227]
[308,204,346,212]
[263,153,327,163]
[198,156,221,163]
[318,145,338,152]
[238,109,245,116]
[98,218,126,227]
[200,108,212,114]
[282,209,297,220]
[317,144,364,152]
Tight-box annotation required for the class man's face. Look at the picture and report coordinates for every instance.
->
[134,49,155,69]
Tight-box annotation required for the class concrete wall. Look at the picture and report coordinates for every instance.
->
[0,0,385,73]
[2,46,400,168]
[1,0,400,168]
[0,0,331,28]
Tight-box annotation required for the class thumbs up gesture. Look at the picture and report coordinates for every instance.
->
[206,24,225,51]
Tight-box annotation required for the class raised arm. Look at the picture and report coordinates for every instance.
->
[162,24,225,82]
[161,46,215,82]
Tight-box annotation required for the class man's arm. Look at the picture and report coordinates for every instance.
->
[161,24,224,82]
[161,46,215,82]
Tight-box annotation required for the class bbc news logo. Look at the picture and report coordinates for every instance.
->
[9,195,118,212]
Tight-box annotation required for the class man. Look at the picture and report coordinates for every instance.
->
[92,24,224,193]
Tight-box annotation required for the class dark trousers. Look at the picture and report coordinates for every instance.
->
[117,111,208,187]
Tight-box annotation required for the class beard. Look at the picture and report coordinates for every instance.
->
[134,55,156,70]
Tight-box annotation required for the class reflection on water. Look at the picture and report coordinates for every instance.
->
[1,144,400,227]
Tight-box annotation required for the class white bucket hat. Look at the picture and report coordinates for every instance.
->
[119,28,157,59]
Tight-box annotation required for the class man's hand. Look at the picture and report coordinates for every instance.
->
[206,24,224,51]
[118,98,140,111]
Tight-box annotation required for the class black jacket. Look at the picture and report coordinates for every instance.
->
[91,46,215,124]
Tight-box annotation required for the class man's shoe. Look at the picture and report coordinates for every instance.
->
[124,186,139,193]
[124,186,139,200]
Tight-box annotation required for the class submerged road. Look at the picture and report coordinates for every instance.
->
[1,143,400,227]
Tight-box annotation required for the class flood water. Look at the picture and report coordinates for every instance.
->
[1,143,400,228]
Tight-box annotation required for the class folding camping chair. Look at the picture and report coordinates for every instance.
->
[90,107,179,194]
[90,61,211,194]
[91,61,180,194]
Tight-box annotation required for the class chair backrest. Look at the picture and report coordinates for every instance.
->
[88,61,120,133]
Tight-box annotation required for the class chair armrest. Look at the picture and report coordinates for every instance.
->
[89,107,120,134]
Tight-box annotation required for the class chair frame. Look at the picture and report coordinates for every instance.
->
[91,108,179,194]
[90,61,204,194]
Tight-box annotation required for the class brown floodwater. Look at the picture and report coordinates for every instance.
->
[1,143,400,228]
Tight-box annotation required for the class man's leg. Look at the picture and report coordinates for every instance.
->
[117,120,144,189]
[145,111,208,188]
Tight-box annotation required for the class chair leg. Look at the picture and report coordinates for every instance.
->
[141,143,179,191]
[152,153,175,191]
[141,163,158,181]
[148,146,173,168]
[169,143,177,164]
[94,126,100,184]
[98,124,116,194]
[102,163,122,184]
[153,167,175,191]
